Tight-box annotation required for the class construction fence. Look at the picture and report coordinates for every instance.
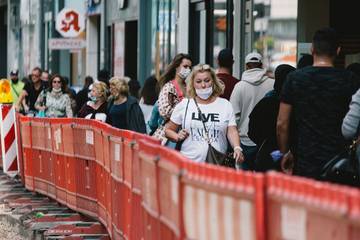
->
[16,115,360,240]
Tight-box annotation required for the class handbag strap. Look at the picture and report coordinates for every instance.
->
[193,98,211,144]
[182,99,190,129]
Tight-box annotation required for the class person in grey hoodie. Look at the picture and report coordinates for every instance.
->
[230,52,274,170]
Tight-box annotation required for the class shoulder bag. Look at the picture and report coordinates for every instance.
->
[193,98,235,168]
[320,119,360,187]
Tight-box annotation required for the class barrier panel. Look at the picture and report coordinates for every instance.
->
[15,113,25,184]
[108,126,124,240]
[0,104,19,176]
[16,115,360,240]
[31,118,49,196]
[138,140,161,240]
[157,147,185,239]
[266,172,359,240]
[51,119,67,206]
[18,116,33,190]
[93,121,110,232]
[182,162,265,240]
[73,118,98,218]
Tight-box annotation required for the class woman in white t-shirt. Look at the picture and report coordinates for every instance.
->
[165,64,244,164]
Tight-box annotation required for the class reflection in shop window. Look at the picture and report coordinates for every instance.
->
[253,0,298,71]
[151,0,177,75]
[213,0,228,68]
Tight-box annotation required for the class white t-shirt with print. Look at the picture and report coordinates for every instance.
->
[170,97,236,163]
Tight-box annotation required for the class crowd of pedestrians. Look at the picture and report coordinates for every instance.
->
[9,27,360,185]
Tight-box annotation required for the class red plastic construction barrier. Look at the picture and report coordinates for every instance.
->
[15,113,25,184]
[16,115,360,240]
[138,139,161,240]
[266,172,360,240]
[72,118,98,218]
[18,115,33,190]
[181,161,265,240]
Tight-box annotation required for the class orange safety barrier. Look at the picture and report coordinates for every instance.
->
[15,113,24,184]
[266,172,360,240]
[16,116,360,240]
[182,161,265,240]
[18,115,33,190]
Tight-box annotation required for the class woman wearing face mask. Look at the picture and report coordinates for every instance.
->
[35,74,73,118]
[165,64,244,164]
[153,53,192,145]
[106,77,146,133]
[78,82,108,122]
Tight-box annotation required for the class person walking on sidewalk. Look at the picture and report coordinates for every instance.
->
[230,52,274,170]
[277,28,360,178]
[35,74,73,118]
[15,67,48,116]
[9,70,24,106]
[216,48,239,100]
[153,53,192,146]
[165,64,244,164]
[78,81,108,122]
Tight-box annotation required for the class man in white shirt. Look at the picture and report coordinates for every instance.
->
[230,52,274,169]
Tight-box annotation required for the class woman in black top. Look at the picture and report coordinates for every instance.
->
[78,82,108,122]
[107,77,146,133]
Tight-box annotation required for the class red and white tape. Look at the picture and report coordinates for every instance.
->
[0,104,19,176]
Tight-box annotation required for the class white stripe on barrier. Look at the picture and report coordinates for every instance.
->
[4,141,17,171]
[184,185,195,239]
[3,108,14,137]
[240,200,255,240]
[198,189,207,240]
[224,196,234,240]
[209,192,219,240]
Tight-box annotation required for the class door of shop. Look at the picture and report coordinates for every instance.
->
[188,0,233,66]
[125,20,138,81]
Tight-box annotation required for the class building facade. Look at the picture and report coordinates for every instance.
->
[1,0,360,86]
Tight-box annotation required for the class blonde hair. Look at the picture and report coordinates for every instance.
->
[92,82,108,101]
[187,64,224,98]
[109,76,130,96]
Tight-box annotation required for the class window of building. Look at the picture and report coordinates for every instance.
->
[252,0,298,71]
[151,0,177,75]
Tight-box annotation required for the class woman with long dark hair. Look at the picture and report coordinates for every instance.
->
[35,74,73,118]
[153,53,192,145]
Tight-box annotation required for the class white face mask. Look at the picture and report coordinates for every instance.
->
[89,95,97,103]
[52,88,62,93]
[196,87,213,100]
[178,67,191,79]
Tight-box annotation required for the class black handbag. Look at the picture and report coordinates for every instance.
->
[193,98,235,168]
[320,138,360,187]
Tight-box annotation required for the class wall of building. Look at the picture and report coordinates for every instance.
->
[106,0,138,25]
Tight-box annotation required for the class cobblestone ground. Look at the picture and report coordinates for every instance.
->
[0,220,27,240]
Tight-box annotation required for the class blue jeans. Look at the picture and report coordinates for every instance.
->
[240,143,258,170]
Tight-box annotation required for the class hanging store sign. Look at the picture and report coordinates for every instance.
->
[49,38,86,50]
[56,8,85,38]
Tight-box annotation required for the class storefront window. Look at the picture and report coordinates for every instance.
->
[253,0,298,71]
[213,0,228,67]
[151,0,177,75]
